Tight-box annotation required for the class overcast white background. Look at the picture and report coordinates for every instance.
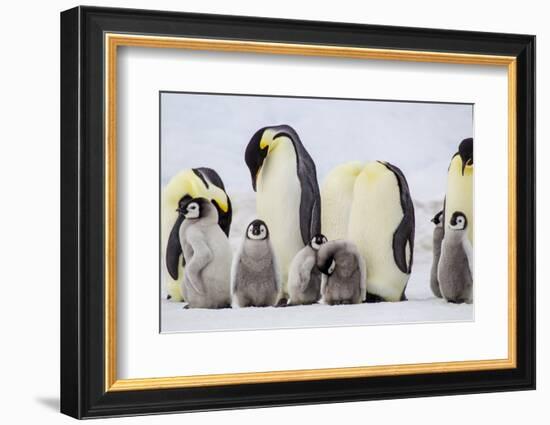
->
[161,92,472,197]
[0,1,545,424]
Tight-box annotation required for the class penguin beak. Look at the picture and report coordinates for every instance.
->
[245,129,269,191]
[208,185,229,213]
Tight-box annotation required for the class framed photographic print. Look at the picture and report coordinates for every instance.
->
[60,6,536,419]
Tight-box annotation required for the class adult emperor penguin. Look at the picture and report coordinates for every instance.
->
[445,138,473,243]
[321,162,363,241]
[438,211,473,304]
[162,168,232,302]
[245,125,321,298]
[231,220,281,308]
[430,210,445,298]
[347,161,415,302]
[177,197,232,309]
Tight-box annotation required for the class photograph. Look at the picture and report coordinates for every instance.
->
[159,92,474,333]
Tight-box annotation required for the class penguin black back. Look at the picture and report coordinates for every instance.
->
[378,161,415,275]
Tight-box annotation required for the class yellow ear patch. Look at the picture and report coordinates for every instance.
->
[259,133,270,150]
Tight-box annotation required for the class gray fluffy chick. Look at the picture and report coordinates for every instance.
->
[437,211,473,304]
[178,197,232,309]
[287,234,327,305]
[231,219,281,307]
[316,240,366,305]
[430,210,445,298]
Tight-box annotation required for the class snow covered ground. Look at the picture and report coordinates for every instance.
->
[159,93,474,333]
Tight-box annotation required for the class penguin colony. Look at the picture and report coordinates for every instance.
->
[163,125,474,309]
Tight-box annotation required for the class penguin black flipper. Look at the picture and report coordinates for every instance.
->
[379,161,415,274]
[193,167,233,236]
[166,213,185,280]
[300,180,322,244]
[275,125,321,244]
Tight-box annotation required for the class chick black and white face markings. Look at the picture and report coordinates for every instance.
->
[327,259,336,275]
[449,211,467,231]
[431,210,444,228]
[182,201,200,219]
[246,219,269,240]
[177,197,209,220]
[318,256,336,276]
[310,234,328,251]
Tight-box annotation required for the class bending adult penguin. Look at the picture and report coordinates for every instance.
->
[231,220,281,308]
[177,197,232,309]
[245,125,321,298]
[162,168,232,302]
[445,138,473,243]
[321,162,363,241]
[430,210,445,298]
[287,234,327,306]
[316,240,366,305]
[347,161,415,302]
[438,211,473,304]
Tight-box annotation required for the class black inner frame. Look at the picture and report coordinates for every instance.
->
[61,6,535,419]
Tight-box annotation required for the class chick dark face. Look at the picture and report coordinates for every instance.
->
[449,211,468,231]
[246,219,269,240]
[310,234,328,251]
[318,256,336,276]
[177,197,209,219]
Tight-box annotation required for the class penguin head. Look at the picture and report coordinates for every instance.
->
[165,168,229,214]
[245,125,299,191]
[449,211,468,231]
[310,234,328,251]
[431,210,444,228]
[458,137,473,175]
[246,219,269,240]
[318,256,336,276]
[177,197,217,221]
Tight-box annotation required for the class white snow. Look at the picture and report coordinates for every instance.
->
[159,93,474,333]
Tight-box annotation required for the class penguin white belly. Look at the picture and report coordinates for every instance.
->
[256,140,303,293]
[321,161,363,241]
[348,162,409,301]
[446,156,474,243]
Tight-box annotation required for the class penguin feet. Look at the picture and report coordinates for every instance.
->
[275,297,289,307]
[365,292,385,303]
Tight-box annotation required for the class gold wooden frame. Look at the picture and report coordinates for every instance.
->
[104,33,517,392]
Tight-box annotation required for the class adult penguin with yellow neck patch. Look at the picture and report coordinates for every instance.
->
[347,161,415,302]
[445,137,473,243]
[245,125,321,298]
[162,168,232,302]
